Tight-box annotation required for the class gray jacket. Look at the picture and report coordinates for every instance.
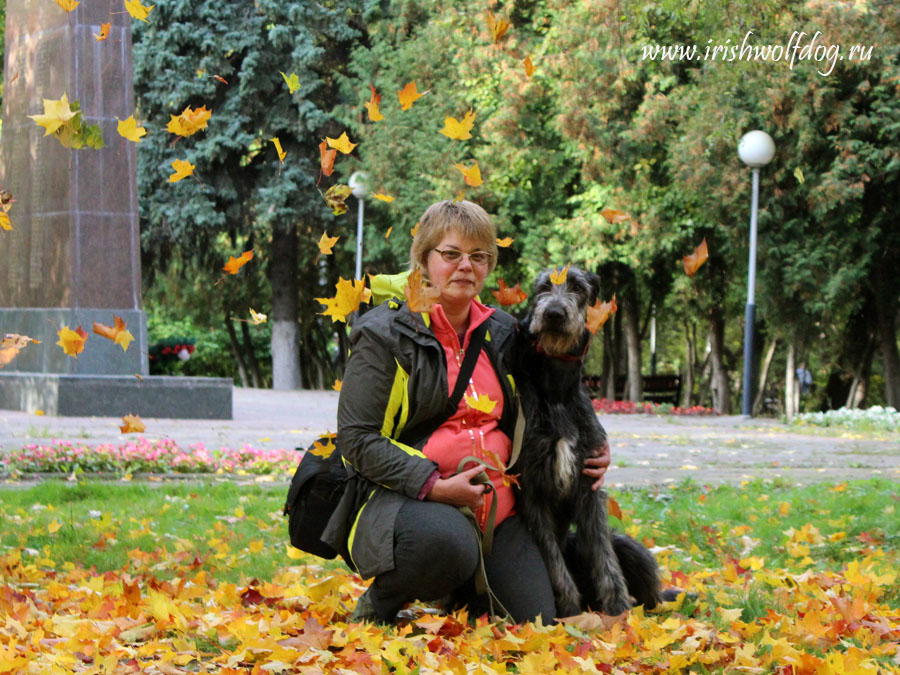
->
[321,299,520,579]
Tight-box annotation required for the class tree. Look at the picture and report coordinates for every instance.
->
[134,0,370,389]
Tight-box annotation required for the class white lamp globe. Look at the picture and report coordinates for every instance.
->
[348,171,369,199]
[738,131,775,168]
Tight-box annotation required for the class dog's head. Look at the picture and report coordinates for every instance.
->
[524,266,601,357]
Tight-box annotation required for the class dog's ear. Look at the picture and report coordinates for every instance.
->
[588,272,601,305]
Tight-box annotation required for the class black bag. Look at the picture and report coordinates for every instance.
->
[284,321,490,559]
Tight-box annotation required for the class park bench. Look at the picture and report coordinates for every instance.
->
[583,374,682,404]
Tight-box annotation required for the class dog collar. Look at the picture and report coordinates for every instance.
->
[532,335,591,362]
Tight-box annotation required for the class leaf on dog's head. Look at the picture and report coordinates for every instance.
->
[549,264,570,285]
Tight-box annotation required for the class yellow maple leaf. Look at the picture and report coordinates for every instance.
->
[0,213,11,231]
[332,379,342,392]
[454,162,482,187]
[316,278,371,323]
[404,268,441,313]
[57,325,88,358]
[496,237,513,247]
[385,227,392,239]
[166,105,211,137]
[117,115,146,143]
[372,193,394,202]
[365,85,383,121]
[92,315,135,352]
[309,433,337,458]
[281,71,300,94]
[223,250,253,275]
[124,0,155,23]
[410,222,419,238]
[550,264,570,285]
[249,308,267,325]
[485,11,510,43]
[324,184,353,216]
[28,93,78,136]
[325,132,357,155]
[119,414,146,434]
[55,0,79,11]
[168,159,195,183]
[48,519,63,534]
[94,22,111,41]
[398,81,428,111]
[524,56,535,77]
[440,109,476,141]
[270,136,286,163]
[465,393,497,414]
[317,231,339,255]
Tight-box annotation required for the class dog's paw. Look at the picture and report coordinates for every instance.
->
[555,587,583,618]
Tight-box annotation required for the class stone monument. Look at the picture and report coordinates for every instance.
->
[0,0,232,418]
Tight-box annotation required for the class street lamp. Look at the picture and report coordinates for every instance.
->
[738,130,775,417]
[348,171,368,280]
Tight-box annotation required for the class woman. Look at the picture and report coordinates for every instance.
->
[322,200,610,623]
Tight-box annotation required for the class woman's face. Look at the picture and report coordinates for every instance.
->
[425,230,491,310]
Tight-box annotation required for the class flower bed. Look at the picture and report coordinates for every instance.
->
[1,437,298,477]
[592,398,718,415]
[791,406,900,433]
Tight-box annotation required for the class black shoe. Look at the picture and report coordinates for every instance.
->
[349,588,379,623]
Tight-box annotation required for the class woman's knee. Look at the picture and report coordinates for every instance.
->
[394,501,480,583]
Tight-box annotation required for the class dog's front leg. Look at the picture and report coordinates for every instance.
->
[575,488,632,616]
[521,501,583,617]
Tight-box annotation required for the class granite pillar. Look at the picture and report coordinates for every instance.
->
[0,0,232,418]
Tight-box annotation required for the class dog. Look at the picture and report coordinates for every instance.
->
[512,266,663,617]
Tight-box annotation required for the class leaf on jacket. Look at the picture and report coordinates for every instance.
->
[683,238,708,277]
[309,432,337,458]
[586,294,617,334]
[465,393,497,414]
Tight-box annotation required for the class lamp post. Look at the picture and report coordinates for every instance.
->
[737,131,775,417]
[348,171,368,280]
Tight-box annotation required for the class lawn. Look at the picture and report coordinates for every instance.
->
[0,478,897,673]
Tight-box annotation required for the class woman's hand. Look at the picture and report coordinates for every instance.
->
[426,464,489,510]
[583,439,611,491]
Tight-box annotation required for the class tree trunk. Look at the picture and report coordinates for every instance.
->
[270,225,302,390]
[785,343,797,419]
[604,316,618,400]
[622,278,642,402]
[239,320,262,387]
[874,293,900,408]
[680,320,695,408]
[225,318,250,388]
[752,338,778,416]
[707,311,731,414]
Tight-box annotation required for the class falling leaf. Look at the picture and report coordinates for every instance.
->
[523,56,535,77]
[28,93,78,136]
[332,379,342,392]
[223,250,253,275]
[281,71,300,94]
[0,213,11,231]
[212,74,228,84]
[48,519,63,533]
[323,184,353,216]
[0,334,40,368]
[465,394,497,414]
[486,11,510,43]
[601,208,630,224]
[440,109,476,141]
[0,190,12,212]
[398,81,428,111]
[492,279,527,306]
[117,115,147,143]
[270,136,286,163]
[93,316,135,352]
[364,85,383,121]
[404,268,441,313]
[168,159,195,183]
[316,278,372,322]
[683,238,709,277]
[318,140,337,177]
[119,414,146,434]
[454,162,482,187]
[607,496,623,521]
[57,325,88,358]
[166,105,211,137]
[586,295,617,334]
[453,190,465,203]
[550,264,570,285]
[385,227,392,239]
[794,167,805,184]
[496,237,513,247]
[317,231,339,255]
[124,0,155,22]
[410,222,419,238]
[372,193,394,202]
[55,0,79,11]
[325,132,357,155]
[249,308,267,325]
[94,22,111,41]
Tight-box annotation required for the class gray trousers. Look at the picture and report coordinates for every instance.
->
[364,499,557,623]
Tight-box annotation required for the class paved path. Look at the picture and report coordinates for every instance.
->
[1,388,897,487]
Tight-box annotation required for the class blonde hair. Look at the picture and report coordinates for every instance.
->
[410,200,498,276]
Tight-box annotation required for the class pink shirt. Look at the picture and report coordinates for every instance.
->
[421,301,515,531]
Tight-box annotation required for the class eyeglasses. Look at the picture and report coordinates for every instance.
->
[432,248,493,265]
